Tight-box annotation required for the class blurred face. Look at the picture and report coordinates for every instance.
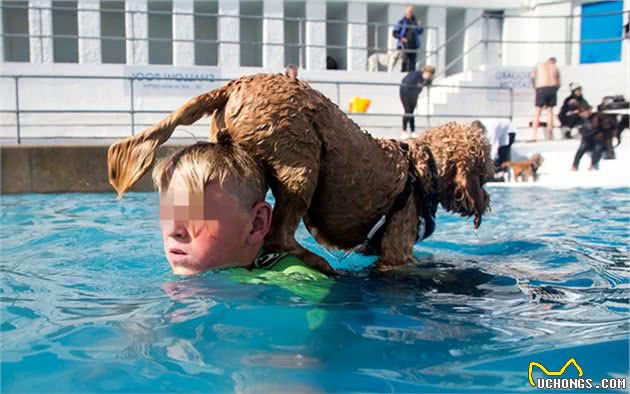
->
[405,6,414,19]
[159,171,270,275]
[422,69,434,81]
[574,88,582,97]
[287,67,298,79]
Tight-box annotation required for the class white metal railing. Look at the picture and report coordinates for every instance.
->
[0,74,514,144]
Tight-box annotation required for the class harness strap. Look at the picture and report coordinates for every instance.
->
[363,142,438,256]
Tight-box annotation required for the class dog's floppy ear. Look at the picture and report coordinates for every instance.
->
[451,122,492,228]
[108,85,231,198]
[453,167,490,229]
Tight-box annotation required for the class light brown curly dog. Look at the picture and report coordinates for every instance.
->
[108,73,493,274]
[501,153,544,182]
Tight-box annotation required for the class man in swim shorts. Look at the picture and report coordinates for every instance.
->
[153,139,328,281]
[531,57,561,141]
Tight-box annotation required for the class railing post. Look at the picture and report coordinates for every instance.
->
[130,78,135,136]
[336,82,341,106]
[14,76,20,145]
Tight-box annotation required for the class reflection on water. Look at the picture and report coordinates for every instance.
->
[1,188,628,392]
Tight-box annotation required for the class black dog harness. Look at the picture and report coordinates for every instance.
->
[363,142,439,256]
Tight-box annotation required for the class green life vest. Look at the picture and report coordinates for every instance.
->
[225,247,333,330]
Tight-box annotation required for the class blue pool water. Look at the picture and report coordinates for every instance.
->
[1,187,628,393]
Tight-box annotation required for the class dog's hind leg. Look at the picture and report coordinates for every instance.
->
[373,194,419,272]
[261,125,336,275]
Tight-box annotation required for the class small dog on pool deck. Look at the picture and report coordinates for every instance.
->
[501,153,544,182]
[108,74,493,274]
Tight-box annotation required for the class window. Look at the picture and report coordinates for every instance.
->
[240,0,262,67]
[580,0,623,63]
[52,0,78,63]
[101,0,125,63]
[2,1,29,62]
[326,2,347,70]
[194,0,218,65]
[367,3,388,58]
[148,1,172,65]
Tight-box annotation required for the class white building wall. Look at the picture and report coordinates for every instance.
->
[484,13,502,66]
[77,0,100,64]
[305,0,326,70]
[347,2,367,71]
[570,0,581,65]
[425,6,446,71]
[29,0,54,63]
[263,0,284,70]
[463,9,484,72]
[2,0,629,137]
[218,0,239,68]
[125,0,148,65]
[534,1,573,65]
[502,8,537,67]
[173,0,194,66]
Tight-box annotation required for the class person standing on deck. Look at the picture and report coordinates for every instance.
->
[531,57,561,141]
[393,6,425,72]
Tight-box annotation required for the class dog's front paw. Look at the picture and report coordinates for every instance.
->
[372,258,410,272]
[297,250,337,276]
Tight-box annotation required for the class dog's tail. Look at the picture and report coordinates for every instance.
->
[107,82,233,198]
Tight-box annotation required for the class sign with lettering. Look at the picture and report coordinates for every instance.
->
[124,66,224,95]
[485,67,534,102]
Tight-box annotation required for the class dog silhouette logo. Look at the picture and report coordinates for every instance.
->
[528,358,584,387]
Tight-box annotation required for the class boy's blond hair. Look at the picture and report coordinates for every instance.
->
[152,136,266,207]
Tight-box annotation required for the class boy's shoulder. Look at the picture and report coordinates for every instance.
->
[252,247,328,280]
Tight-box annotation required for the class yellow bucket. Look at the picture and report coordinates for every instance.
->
[349,97,372,113]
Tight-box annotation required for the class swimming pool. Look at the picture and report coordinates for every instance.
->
[1,187,628,393]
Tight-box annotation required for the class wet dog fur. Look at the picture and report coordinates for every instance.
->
[107,74,493,274]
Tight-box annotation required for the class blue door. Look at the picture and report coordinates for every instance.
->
[580,1,623,63]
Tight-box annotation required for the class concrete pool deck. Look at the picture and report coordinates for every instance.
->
[1,134,628,194]
[496,135,630,189]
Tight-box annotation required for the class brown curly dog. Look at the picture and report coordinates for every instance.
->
[108,73,493,274]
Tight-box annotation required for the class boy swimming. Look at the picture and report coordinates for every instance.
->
[153,132,328,281]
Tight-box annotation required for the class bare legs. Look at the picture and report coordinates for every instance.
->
[546,106,555,140]
[532,106,543,141]
[532,106,555,141]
